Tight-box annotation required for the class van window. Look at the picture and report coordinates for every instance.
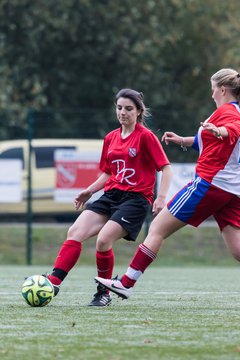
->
[34,146,76,168]
[0,147,24,168]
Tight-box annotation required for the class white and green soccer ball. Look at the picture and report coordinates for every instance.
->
[22,275,54,307]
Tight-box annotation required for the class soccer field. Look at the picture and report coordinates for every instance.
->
[1,265,240,360]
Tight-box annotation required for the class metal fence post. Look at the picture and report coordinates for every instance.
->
[26,109,33,265]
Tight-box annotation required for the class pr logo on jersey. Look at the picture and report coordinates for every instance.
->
[112,159,136,185]
[128,148,137,157]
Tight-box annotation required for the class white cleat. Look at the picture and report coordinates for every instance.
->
[95,276,133,299]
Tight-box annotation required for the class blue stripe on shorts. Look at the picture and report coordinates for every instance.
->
[167,176,211,223]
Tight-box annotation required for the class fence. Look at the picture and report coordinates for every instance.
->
[0,108,199,264]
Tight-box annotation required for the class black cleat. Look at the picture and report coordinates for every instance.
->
[42,273,60,297]
[88,284,112,306]
[88,292,112,307]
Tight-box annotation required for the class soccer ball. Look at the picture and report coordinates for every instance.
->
[22,275,54,307]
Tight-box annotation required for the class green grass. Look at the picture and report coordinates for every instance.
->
[0,223,237,266]
[1,265,240,360]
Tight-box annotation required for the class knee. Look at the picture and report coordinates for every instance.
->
[148,225,164,243]
[67,224,83,242]
[96,236,111,252]
[222,227,240,262]
[225,242,240,262]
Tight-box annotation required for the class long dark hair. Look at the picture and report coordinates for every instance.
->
[115,88,151,125]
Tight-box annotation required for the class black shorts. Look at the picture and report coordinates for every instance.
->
[86,189,149,241]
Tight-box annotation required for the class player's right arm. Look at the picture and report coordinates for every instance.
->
[74,172,110,210]
[161,131,195,148]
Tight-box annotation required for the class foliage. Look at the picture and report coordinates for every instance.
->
[0,0,239,151]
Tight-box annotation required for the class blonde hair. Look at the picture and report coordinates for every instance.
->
[211,68,240,101]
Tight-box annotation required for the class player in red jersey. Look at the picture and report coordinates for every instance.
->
[45,89,172,306]
[95,68,240,300]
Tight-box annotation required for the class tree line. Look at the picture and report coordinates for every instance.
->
[0,0,239,160]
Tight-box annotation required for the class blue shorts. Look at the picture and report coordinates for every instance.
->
[167,176,240,230]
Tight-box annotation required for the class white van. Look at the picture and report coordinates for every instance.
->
[0,139,103,218]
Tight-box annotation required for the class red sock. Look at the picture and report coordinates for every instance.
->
[96,249,114,295]
[48,239,82,285]
[96,249,114,279]
[121,244,156,288]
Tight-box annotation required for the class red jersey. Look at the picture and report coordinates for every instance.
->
[196,102,240,195]
[100,123,170,204]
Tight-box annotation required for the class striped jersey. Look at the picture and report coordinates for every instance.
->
[196,102,240,195]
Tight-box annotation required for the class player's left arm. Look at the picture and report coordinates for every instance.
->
[74,172,110,210]
[200,108,240,140]
[200,122,229,139]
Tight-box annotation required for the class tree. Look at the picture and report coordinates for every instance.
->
[0,0,239,160]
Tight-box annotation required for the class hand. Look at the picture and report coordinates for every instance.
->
[74,189,93,210]
[200,122,222,138]
[161,131,181,145]
[152,197,166,216]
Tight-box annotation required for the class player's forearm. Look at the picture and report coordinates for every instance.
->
[214,126,228,138]
[157,164,173,199]
[200,122,229,138]
[179,136,195,147]
[86,172,110,194]
[162,131,195,148]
